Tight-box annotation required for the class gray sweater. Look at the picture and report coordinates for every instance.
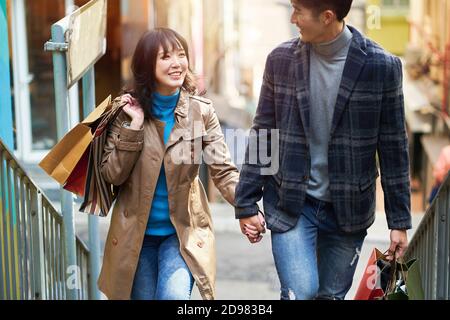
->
[307,25,353,202]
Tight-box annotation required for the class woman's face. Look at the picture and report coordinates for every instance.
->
[154,44,189,95]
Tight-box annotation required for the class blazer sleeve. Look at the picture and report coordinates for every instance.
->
[377,56,412,230]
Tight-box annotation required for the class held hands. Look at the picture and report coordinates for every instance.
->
[121,94,144,130]
[239,212,266,244]
[386,229,408,261]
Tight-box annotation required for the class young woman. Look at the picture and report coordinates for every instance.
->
[96,28,253,300]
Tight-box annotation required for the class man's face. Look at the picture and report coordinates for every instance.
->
[290,1,327,43]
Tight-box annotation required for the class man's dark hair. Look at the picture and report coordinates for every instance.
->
[295,0,353,21]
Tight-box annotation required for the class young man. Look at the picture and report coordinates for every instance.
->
[235,0,412,300]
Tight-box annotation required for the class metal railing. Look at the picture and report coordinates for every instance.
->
[0,139,90,300]
[405,172,450,300]
[75,237,90,300]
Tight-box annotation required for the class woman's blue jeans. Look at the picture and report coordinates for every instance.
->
[130,234,194,300]
[271,195,367,300]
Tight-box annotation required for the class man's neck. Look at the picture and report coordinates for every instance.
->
[313,21,345,44]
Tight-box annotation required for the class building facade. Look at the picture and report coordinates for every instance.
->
[408,0,450,118]
[366,0,410,55]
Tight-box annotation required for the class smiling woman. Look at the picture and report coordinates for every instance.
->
[97,28,242,301]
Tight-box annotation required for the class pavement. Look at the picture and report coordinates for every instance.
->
[23,163,425,300]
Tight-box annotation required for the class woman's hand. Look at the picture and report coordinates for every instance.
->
[121,94,144,130]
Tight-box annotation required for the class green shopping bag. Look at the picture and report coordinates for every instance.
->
[384,257,424,300]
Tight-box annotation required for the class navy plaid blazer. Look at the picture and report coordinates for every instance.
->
[235,26,412,233]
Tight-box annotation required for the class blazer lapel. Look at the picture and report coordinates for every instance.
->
[294,40,312,142]
[330,28,368,136]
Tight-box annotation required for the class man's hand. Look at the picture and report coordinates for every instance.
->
[239,212,266,244]
[386,229,408,261]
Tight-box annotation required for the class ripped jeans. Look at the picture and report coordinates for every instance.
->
[271,195,367,300]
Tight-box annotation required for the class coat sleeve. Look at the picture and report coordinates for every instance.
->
[234,53,276,219]
[202,105,239,206]
[377,56,412,230]
[100,110,144,186]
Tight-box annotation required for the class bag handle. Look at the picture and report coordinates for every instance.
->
[383,249,409,298]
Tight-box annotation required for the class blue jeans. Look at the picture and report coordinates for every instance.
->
[130,234,194,300]
[271,195,367,300]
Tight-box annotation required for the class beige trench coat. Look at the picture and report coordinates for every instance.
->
[97,90,239,300]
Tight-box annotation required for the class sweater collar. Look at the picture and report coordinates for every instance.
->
[152,89,180,107]
[311,24,353,57]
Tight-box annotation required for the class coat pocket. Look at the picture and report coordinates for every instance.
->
[271,172,306,215]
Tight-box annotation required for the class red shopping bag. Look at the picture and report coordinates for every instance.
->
[354,248,389,300]
[63,148,90,196]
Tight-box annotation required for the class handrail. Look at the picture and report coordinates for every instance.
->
[0,138,90,300]
[405,171,450,299]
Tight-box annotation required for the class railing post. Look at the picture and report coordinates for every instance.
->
[436,183,449,299]
[5,157,20,300]
[82,67,101,300]
[30,190,46,300]
[49,19,78,300]
[0,0,15,298]
[12,166,24,300]
[0,149,9,300]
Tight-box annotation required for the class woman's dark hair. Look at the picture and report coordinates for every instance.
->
[126,28,197,119]
[294,0,353,21]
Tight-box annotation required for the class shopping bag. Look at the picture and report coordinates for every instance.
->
[384,258,424,300]
[63,148,90,196]
[39,95,112,194]
[354,248,424,300]
[354,248,387,300]
[63,96,113,196]
[38,123,93,185]
[79,97,125,216]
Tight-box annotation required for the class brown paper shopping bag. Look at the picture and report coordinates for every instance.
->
[79,97,126,216]
[39,96,112,187]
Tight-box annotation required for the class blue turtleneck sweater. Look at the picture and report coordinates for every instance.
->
[145,90,180,236]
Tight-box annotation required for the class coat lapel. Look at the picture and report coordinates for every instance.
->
[330,27,368,136]
[145,118,165,156]
[165,88,190,151]
[145,89,190,155]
